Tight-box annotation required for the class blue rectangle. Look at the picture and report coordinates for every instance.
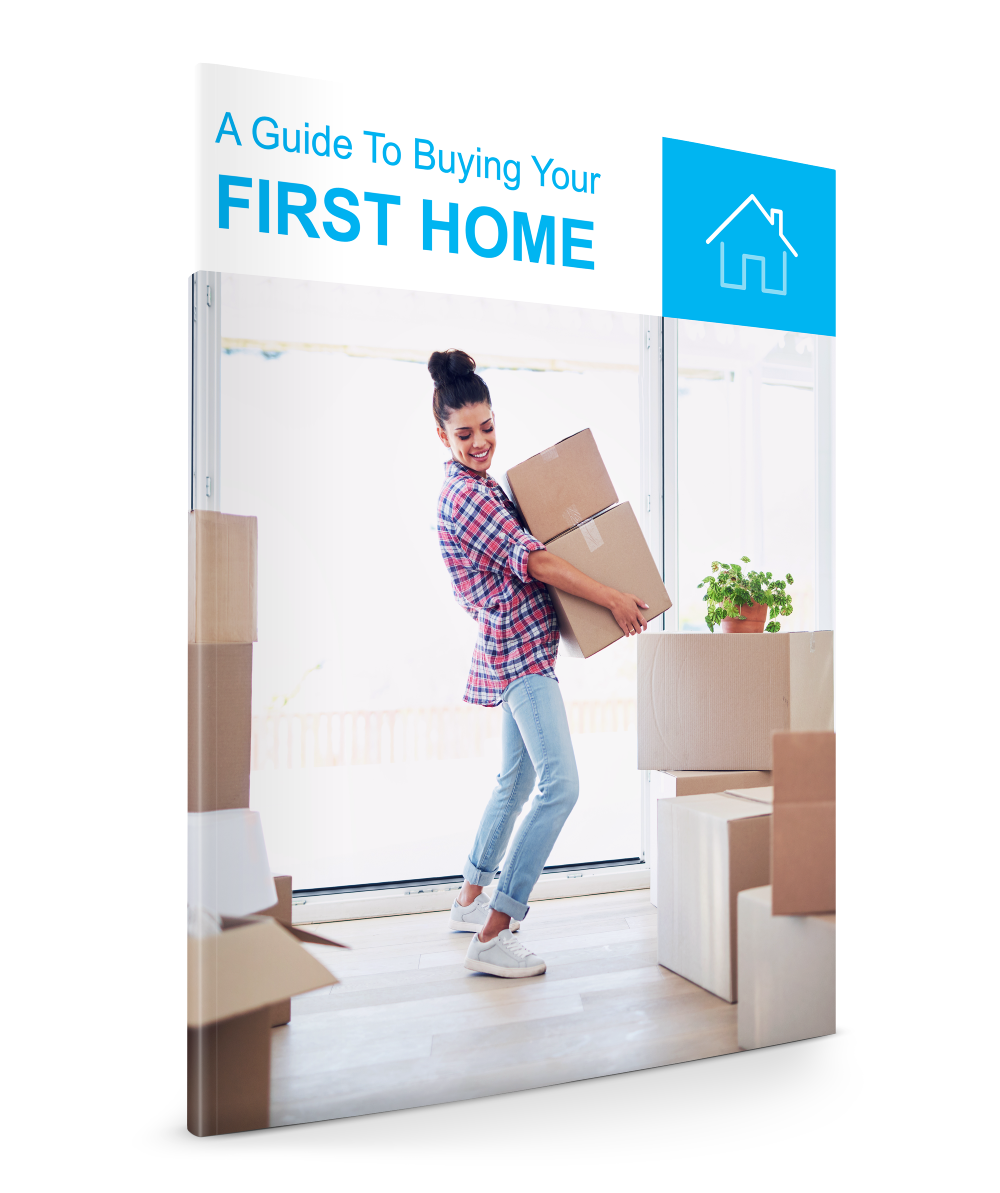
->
[663,138,835,336]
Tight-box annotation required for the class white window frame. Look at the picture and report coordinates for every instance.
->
[189,270,222,513]
[660,316,836,634]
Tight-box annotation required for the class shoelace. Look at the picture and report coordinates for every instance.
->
[500,936,537,960]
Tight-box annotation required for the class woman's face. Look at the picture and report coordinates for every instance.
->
[437,402,496,475]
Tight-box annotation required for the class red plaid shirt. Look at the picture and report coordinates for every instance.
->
[437,460,560,706]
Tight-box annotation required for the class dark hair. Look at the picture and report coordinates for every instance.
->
[428,349,492,428]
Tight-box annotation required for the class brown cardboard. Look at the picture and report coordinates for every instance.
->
[251,880,349,1026]
[544,502,672,658]
[771,731,836,915]
[188,916,338,1029]
[188,644,252,813]
[637,630,834,770]
[505,428,618,543]
[187,916,340,1136]
[188,1005,272,1136]
[648,771,770,908]
[257,876,293,1026]
[666,770,772,798]
[189,510,258,643]
[656,792,771,1002]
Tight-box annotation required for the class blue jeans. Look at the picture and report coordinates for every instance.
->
[463,673,580,920]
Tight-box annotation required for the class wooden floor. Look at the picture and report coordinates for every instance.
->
[270,889,738,1127]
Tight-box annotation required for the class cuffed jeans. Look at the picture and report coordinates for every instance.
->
[463,672,580,920]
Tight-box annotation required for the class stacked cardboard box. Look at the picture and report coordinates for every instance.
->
[506,429,672,657]
[648,770,771,907]
[638,629,834,770]
[771,731,835,915]
[737,885,835,1048]
[644,621,836,1041]
[187,510,343,1134]
[506,428,617,544]
[734,731,836,1047]
[656,792,772,1002]
[188,510,258,812]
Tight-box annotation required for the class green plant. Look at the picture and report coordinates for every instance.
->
[697,557,794,633]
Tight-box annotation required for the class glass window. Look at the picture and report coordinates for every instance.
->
[219,276,644,889]
[676,319,818,634]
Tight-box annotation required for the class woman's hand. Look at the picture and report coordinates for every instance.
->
[527,550,650,635]
[606,590,649,636]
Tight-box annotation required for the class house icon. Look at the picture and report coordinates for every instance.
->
[705,195,798,296]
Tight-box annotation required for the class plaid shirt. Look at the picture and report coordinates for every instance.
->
[437,460,559,706]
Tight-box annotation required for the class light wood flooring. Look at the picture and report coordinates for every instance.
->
[270,889,738,1126]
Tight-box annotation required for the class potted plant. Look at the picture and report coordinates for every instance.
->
[697,557,794,633]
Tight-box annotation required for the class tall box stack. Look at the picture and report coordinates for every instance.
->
[645,624,835,1031]
[506,429,672,657]
[188,511,340,1134]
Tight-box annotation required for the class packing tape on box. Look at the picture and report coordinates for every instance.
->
[540,446,559,462]
[580,520,604,552]
[563,504,582,527]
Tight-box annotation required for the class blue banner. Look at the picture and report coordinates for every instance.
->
[663,138,835,335]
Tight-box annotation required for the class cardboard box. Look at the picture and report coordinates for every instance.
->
[257,875,294,1026]
[726,786,773,804]
[189,510,258,644]
[188,643,252,813]
[544,502,672,658]
[187,916,339,1136]
[772,731,836,915]
[657,792,771,1002]
[188,1005,272,1136]
[648,770,771,907]
[188,809,277,916]
[505,428,617,543]
[638,630,834,770]
[737,884,835,1049]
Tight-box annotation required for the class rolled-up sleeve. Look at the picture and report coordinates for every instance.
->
[448,484,545,584]
[506,531,546,584]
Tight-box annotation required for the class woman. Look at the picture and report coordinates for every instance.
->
[431,349,650,979]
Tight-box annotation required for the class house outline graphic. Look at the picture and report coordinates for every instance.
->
[705,194,798,296]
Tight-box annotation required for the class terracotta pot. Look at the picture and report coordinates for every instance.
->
[719,600,770,633]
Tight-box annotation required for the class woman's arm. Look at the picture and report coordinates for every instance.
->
[527,549,650,636]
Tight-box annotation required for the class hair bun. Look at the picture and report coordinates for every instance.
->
[428,349,476,388]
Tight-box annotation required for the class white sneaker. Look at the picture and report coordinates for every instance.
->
[449,894,520,933]
[464,928,546,978]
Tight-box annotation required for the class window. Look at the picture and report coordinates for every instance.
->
[672,319,833,635]
[213,275,648,889]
